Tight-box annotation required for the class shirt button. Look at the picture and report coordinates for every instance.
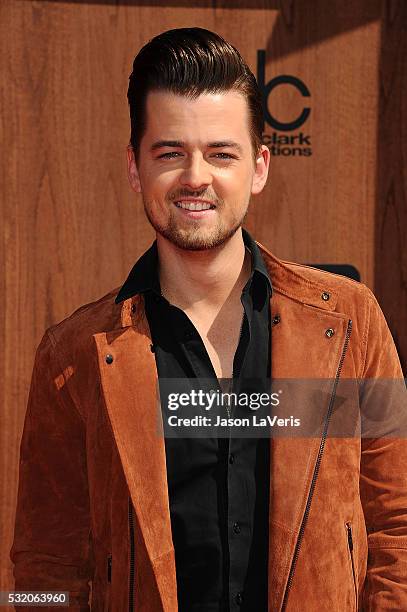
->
[233,521,241,534]
[235,592,243,605]
[229,453,235,464]
[105,354,113,364]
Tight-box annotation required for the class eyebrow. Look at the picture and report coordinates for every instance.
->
[150,140,244,155]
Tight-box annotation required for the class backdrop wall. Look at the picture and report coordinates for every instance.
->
[1,0,406,601]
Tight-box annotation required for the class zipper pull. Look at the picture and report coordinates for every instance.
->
[346,523,353,551]
[107,553,112,583]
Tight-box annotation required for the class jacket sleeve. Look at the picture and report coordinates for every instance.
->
[359,288,407,611]
[9,329,94,611]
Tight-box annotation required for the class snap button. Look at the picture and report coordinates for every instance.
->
[131,303,136,313]
[325,328,335,338]
[233,522,241,534]
[321,291,330,301]
[272,314,281,325]
[105,354,114,364]
[235,592,243,605]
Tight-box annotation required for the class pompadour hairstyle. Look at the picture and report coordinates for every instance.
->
[127,27,264,166]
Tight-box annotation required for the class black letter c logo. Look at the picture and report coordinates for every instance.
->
[264,75,310,131]
[257,50,312,133]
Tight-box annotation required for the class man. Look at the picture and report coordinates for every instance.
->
[10,27,407,612]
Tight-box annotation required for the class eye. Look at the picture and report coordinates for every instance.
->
[157,152,182,159]
[213,152,235,160]
[156,152,236,160]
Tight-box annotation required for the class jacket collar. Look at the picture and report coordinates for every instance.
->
[258,240,339,311]
[115,232,339,329]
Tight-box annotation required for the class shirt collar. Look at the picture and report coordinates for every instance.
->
[241,228,272,296]
[114,228,272,304]
[114,240,160,304]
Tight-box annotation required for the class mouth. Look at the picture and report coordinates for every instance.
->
[173,199,217,219]
[174,200,216,211]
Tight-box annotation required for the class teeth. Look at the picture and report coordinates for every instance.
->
[175,201,213,211]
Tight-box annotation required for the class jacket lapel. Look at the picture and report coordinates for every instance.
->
[93,293,176,607]
[267,287,351,609]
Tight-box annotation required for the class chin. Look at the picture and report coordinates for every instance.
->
[160,225,242,251]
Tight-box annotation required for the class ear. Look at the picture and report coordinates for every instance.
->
[251,144,270,195]
[126,145,141,193]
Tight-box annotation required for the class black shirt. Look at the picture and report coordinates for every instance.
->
[115,228,272,611]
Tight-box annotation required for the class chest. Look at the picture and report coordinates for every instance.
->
[188,307,245,380]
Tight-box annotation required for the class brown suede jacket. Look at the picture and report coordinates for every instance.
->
[10,240,407,611]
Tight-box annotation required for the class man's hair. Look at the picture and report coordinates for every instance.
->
[127,27,264,167]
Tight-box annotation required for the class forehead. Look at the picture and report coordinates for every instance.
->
[143,90,251,145]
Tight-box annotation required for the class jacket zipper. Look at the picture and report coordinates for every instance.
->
[281,318,353,610]
[346,521,358,608]
[129,496,135,612]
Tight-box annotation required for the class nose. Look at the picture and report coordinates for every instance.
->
[178,153,213,190]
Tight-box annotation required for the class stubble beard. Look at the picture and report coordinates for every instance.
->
[142,197,250,251]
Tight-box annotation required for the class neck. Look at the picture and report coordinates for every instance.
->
[156,230,252,313]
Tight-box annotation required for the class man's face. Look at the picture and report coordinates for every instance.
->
[127,89,270,250]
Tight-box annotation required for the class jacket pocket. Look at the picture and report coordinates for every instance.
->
[345,522,358,610]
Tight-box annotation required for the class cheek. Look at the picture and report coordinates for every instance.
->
[216,173,251,204]
[142,171,173,202]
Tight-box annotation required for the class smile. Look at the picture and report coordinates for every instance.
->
[174,201,216,211]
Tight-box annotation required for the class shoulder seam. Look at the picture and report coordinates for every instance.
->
[51,287,121,334]
[288,261,362,285]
